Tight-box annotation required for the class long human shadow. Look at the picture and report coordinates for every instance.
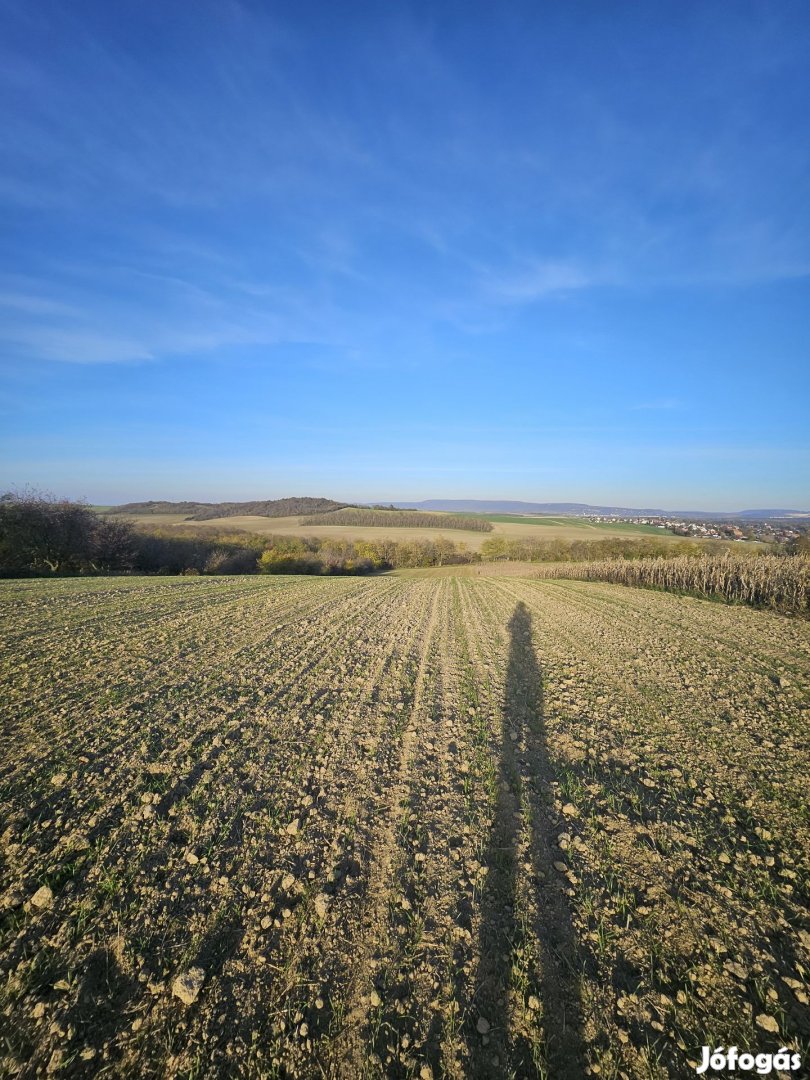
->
[474,601,585,1078]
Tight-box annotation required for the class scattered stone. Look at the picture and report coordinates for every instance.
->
[50,773,67,788]
[476,1017,491,1035]
[282,873,296,890]
[527,994,540,1012]
[561,803,578,817]
[31,885,53,910]
[724,961,747,981]
[314,894,330,919]
[47,1050,64,1073]
[286,819,300,835]
[185,852,199,865]
[369,989,382,1007]
[755,1013,779,1034]
[172,967,205,1005]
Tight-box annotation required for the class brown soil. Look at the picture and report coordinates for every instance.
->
[1,575,808,1078]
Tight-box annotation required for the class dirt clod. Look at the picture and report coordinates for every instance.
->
[172,968,206,1005]
[30,885,53,910]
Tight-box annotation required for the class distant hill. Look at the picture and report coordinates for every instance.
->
[397,500,809,520]
[111,498,348,520]
[107,497,808,523]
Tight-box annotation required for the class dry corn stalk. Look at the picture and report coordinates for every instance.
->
[533,553,810,615]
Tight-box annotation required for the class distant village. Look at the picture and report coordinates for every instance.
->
[584,516,807,545]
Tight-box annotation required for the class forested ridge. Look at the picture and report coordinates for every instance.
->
[111,497,348,519]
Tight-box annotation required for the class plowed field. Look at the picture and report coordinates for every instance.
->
[1,575,808,1078]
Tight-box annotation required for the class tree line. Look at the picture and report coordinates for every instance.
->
[300,509,493,531]
[478,535,738,562]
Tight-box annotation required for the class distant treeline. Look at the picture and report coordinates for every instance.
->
[257,535,472,573]
[301,509,494,532]
[480,535,734,561]
[534,553,810,615]
[106,529,474,575]
[111,497,348,520]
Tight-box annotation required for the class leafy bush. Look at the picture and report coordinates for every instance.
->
[0,490,134,575]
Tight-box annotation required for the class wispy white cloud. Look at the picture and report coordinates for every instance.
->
[0,292,82,317]
[483,259,597,305]
[4,327,156,365]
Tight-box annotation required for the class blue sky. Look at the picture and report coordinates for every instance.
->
[1,0,808,510]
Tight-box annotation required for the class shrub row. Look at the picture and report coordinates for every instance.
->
[479,535,737,562]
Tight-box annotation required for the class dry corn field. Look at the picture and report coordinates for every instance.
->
[532,555,810,616]
[1,574,809,1079]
